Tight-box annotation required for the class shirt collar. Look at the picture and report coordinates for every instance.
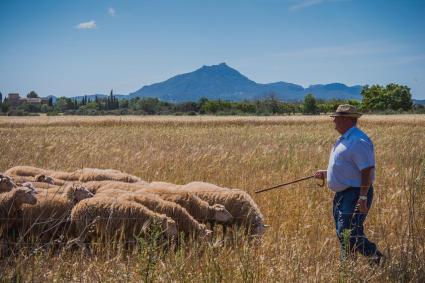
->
[340,126,357,140]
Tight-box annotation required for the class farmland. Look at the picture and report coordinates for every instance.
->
[0,115,424,282]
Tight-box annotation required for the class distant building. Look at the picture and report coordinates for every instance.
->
[7,93,49,106]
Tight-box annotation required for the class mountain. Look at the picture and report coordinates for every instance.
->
[413,99,425,105]
[128,63,363,102]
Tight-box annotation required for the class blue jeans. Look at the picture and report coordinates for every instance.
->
[333,186,378,260]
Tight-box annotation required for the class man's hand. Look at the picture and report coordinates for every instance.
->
[356,198,369,213]
[314,170,327,180]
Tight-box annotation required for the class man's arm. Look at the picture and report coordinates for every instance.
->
[358,166,374,213]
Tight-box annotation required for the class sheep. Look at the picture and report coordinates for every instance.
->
[22,182,61,190]
[9,175,40,185]
[81,180,232,226]
[80,180,148,194]
[18,184,94,245]
[180,184,267,237]
[95,188,212,239]
[4,165,48,177]
[0,175,17,193]
[185,181,230,192]
[8,175,65,187]
[0,187,37,250]
[150,181,266,236]
[70,197,178,247]
[78,180,129,194]
[47,171,80,181]
[136,184,233,226]
[75,168,143,183]
[35,174,64,185]
[0,187,37,228]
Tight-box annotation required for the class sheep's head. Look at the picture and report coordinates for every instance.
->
[212,204,233,223]
[35,174,54,184]
[0,174,17,193]
[252,216,268,236]
[73,186,94,202]
[14,187,38,205]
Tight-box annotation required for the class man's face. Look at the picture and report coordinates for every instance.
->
[332,116,353,134]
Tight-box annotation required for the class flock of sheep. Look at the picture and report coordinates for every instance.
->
[0,166,266,252]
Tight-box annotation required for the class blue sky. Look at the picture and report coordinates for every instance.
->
[1,0,425,99]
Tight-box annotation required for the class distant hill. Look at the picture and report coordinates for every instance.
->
[413,99,425,105]
[128,63,363,102]
[47,63,407,103]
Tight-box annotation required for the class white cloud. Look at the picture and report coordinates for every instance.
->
[289,0,350,12]
[76,20,97,30]
[108,7,116,17]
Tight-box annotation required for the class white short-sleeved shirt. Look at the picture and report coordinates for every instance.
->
[327,126,375,192]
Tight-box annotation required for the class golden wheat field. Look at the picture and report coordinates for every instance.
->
[0,115,424,282]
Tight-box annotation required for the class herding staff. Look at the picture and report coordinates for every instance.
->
[255,175,324,194]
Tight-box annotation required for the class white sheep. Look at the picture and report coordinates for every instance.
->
[70,196,178,247]
[4,165,48,177]
[47,170,80,181]
[35,174,63,185]
[0,175,17,193]
[0,187,37,239]
[94,188,211,239]
[75,168,143,183]
[80,180,149,195]
[83,181,232,226]
[78,180,131,194]
[8,174,64,187]
[138,183,233,226]
[19,184,94,245]
[22,181,61,190]
[185,181,229,192]
[180,184,267,237]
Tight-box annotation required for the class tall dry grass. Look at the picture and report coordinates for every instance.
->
[0,115,424,282]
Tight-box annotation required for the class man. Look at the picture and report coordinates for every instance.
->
[314,104,384,264]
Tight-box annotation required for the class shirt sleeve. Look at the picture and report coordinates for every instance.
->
[351,139,375,171]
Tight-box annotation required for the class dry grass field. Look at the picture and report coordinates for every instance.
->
[0,115,424,282]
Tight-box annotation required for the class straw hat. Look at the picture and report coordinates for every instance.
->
[330,104,362,118]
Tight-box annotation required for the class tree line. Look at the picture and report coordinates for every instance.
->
[1,83,423,116]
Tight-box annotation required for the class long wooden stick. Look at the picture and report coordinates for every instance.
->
[255,175,316,194]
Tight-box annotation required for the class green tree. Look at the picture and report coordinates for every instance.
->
[303,93,318,114]
[1,98,8,113]
[27,91,39,98]
[385,83,412,111]
[139,98,160,114]
[237,102,256,113]
[361,84,412,111]
[361,85,385,111]
[119,99,129,109]
[55,97,75,112]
